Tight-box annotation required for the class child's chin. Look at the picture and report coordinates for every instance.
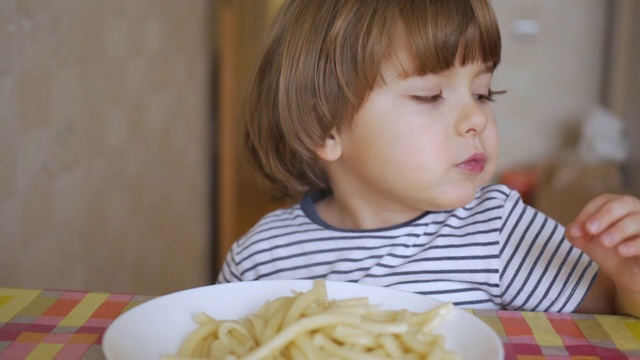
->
[440,190,478,209]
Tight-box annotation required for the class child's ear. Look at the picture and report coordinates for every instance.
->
[315,128,342,162]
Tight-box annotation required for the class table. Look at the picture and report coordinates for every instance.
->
[0,288,154,359]
[2,287,640,359]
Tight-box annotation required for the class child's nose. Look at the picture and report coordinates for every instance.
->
[456,100,489,136]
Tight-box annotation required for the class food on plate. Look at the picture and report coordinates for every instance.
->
[163,279,459,360]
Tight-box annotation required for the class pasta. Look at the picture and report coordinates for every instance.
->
[164,280,460,360]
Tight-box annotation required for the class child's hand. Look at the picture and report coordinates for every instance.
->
[566,194,640,293]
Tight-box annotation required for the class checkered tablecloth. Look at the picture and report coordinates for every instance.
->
[0,288,153,359]
[472,309,640,359]
[2,287,640,359]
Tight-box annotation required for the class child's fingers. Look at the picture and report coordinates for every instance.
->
[565,234,590,252]
[595,212,640,249]
[576,195,640,237]
[567,194,618,238]
[574,194,617,222]
[616,236,640,257]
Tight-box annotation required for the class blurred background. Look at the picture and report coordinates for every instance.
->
[0,0,638,295]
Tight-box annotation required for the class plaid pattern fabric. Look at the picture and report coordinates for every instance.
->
[1,287,640,359]
[0,288,152,360]
[472,310,640,359]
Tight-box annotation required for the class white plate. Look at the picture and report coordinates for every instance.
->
[103,280,503,360]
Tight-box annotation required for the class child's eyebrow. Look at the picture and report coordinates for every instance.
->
[481,64,496,74]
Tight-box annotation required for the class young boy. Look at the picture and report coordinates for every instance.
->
[217,0,640,316]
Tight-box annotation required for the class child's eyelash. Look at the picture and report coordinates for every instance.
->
[410,93,443,104]
[477,93,495,102]
[480,89,507,102]
[411,89,507,104]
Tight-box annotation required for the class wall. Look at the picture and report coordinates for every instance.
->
[624,4,640,197]
[0,1,212,295]
[604,0,640,196]
[491,0,607,173]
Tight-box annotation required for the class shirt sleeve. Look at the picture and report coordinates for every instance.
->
[498,189,599,312]
[215,244,243,284]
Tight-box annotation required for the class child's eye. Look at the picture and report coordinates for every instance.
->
[410,93,443,104]
[475,93,495,103]
[476,89,506,103]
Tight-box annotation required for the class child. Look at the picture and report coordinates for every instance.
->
[217,0,640,316]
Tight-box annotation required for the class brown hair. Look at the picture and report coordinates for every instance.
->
[243,0,502,198]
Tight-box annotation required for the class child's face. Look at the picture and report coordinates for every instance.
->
[324,47,498,213]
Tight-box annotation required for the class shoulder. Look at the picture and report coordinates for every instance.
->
[446,184,522,219]
[218,204,311,283]
[235,204,310,247]
[468,184,528,216]
[474,184,518,203]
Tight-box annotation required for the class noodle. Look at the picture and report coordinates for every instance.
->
[164,280,459,360]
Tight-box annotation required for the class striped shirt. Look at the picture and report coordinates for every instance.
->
[217,184,598,311]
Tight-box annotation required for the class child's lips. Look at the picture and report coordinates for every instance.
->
[457,153,487,173]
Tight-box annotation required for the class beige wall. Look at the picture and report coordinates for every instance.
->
[626,5,640,197]
[491,0,607,173]
[605,0,640,196]
[0,1,212,295]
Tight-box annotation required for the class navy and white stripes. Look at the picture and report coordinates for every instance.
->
[217,184,598,312]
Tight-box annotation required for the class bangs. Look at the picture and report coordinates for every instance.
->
[337,0,502,116]
[395,0,501,76]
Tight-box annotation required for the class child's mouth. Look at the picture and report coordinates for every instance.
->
[457,153,487,173]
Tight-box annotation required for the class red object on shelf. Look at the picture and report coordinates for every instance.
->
[500,167,538,206]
